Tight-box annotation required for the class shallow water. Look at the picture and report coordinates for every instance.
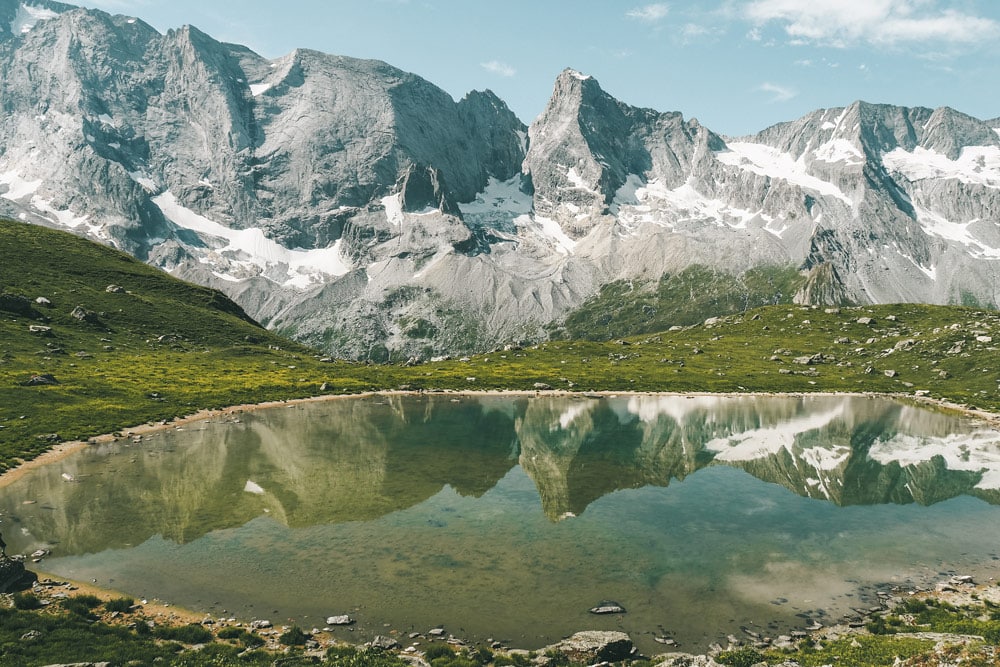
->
[2,394,1000,652]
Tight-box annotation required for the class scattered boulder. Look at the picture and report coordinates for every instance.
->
[793,354,825,365]
[547,631,633,663]
[977,335,993,343]
[70,306,100,324]
[105,285,125,294]
[857,317,875,326]
[20,630,43,641]
[589,600,627,615]
[533,383,553,390]
[893,339,917,351]
[250,619,272,629]
[369,635,400,650]
[884,369,899,378]
[35,297,52,307]
[22,373,59,386]
[28,325,52,336]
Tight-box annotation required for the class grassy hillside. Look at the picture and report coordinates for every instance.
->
[549,264,808,340]
[2,219,999,473]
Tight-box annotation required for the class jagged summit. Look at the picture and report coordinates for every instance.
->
[0,1,997,360]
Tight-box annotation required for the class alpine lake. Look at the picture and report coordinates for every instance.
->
[2,393,1000,654]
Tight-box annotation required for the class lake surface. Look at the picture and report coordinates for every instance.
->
[2,394,1000,652]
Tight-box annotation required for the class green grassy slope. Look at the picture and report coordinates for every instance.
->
[550,264,808,340]
[2,219,998,473]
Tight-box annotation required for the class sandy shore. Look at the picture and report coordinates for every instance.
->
[2,389,998,489]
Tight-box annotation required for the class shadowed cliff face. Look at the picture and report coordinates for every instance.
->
[1,395,998,557]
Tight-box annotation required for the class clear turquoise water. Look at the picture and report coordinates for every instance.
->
[1,394,999,652]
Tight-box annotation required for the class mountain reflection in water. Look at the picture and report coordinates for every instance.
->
[3,394,999,556]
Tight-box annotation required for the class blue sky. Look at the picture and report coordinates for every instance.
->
[75,1,1000,136]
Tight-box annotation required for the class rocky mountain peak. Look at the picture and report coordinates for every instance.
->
[1,1,998,361]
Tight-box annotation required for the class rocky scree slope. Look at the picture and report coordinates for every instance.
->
[0,1,998,359]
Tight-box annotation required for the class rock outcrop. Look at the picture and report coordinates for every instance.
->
[0,556,37,592]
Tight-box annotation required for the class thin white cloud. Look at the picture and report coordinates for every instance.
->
[745,0,1000,47]
[627,3,670,23]
[481,60,517,78]
[757,82,798,103]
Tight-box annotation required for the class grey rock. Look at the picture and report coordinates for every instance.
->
[22,373,59,386]
[105,284,125,294]
[28,325,52,335]
[0,555,38,593]
[326,615,354,625]
[69,307,99,324]
[21,630,43,641]
[370,635,401,650]
[547,631,633,663]
[588,600,626,614]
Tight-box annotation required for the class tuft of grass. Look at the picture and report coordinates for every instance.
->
[278,625,309,646]
[152,623,214,644]
[103,596,134,613]
[12,591,43,610]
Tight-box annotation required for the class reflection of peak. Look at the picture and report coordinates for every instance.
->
[3,395,999,557]
[517,398,701,520]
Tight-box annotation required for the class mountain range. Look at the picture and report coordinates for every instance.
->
[1,0,998,359]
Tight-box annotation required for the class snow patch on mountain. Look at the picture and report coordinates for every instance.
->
[153,191,351,288]
[716,142,853,204]
[515,214,576,255]
[382,193,404,226]
[249,82,272,96]
[613,175,770,232]
[813,138,864,165]
[883,146,1000,188]
[911,203,1000,259]
[11,3,59,35]
[128,170,159,193]
[0,170,42,200]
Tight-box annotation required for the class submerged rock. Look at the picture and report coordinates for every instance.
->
[589,600,627,615]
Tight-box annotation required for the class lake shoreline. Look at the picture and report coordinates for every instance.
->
[2,388,998,489]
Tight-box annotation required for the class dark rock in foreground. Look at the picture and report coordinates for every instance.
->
[0,556,38,593]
